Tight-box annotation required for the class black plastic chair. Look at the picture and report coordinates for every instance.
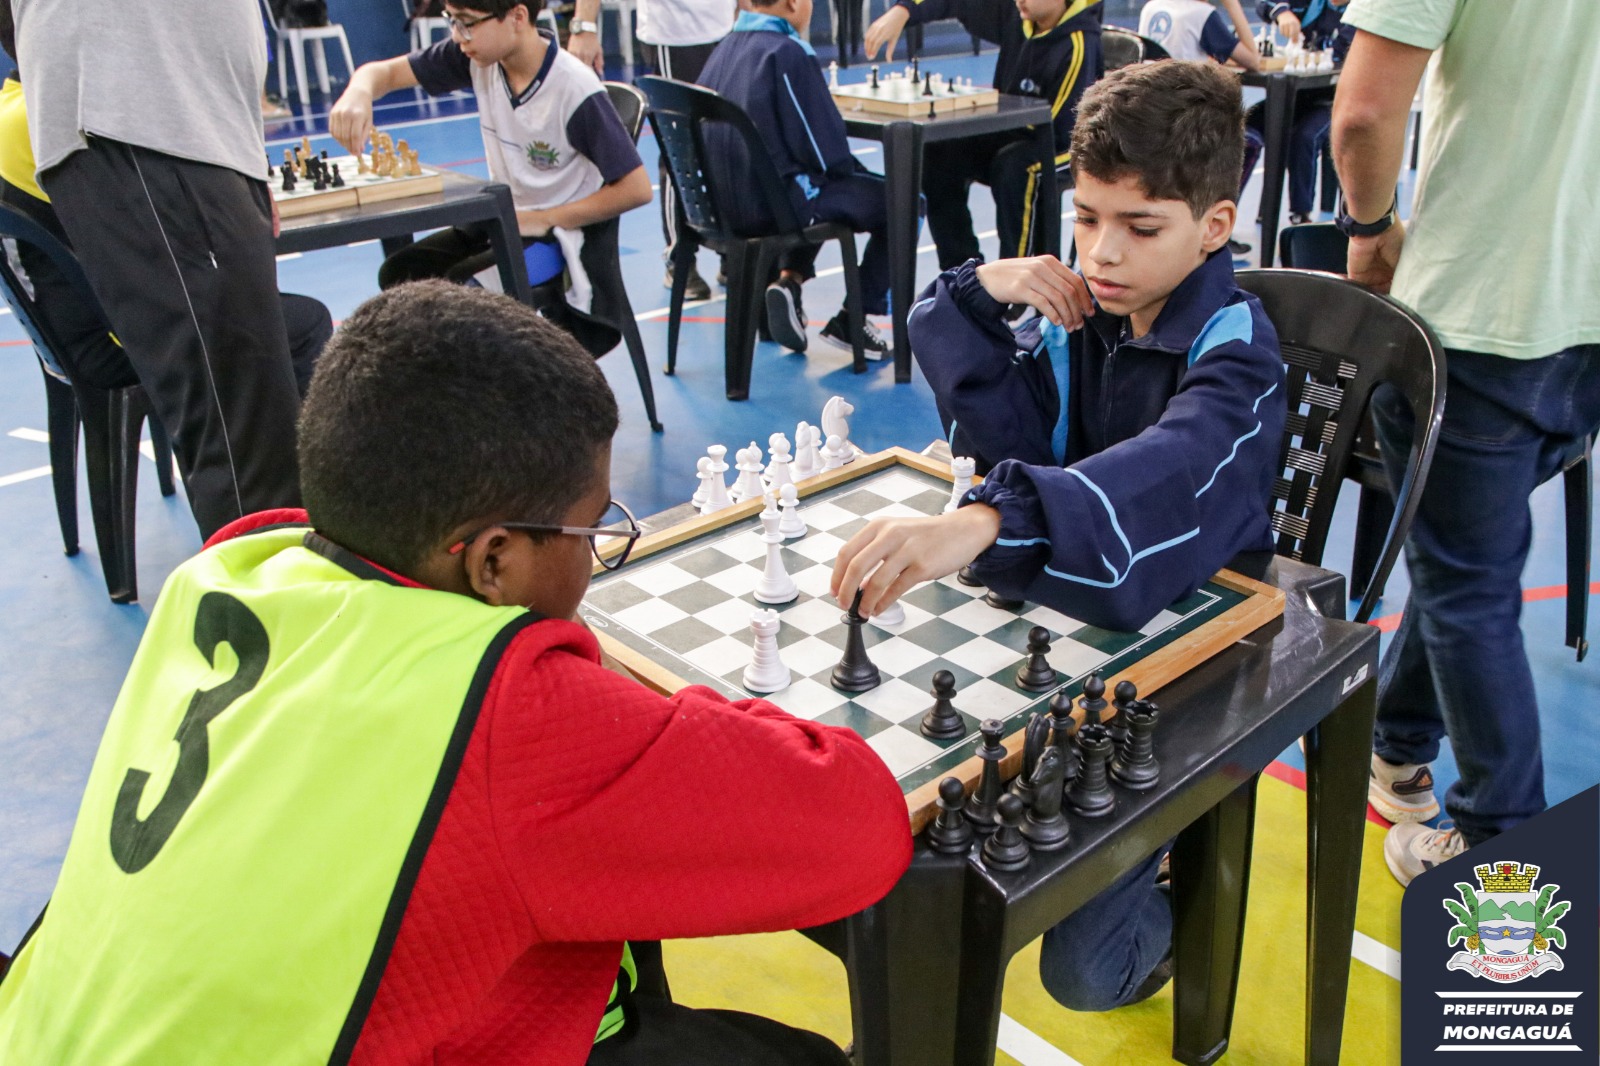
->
[0,204,176,603]
[637,75,868,401]
[1102,25,1171,70]
[1279,223,1593,655]
[1239,266,1446,625]
[523,82,663,432]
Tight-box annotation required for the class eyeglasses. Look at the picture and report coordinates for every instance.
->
[444,10,499,40]
[448,499,642,571]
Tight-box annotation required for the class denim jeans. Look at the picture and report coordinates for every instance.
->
[1372,344,1600,846]
[1037,844,1172,1012]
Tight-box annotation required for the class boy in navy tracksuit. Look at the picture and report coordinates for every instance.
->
[833,61,1284,1009]
[698,0,897,359]
[864,0,1103,268]
[1249,0,1354,223]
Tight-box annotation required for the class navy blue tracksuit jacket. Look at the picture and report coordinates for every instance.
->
[913,252,1285,631]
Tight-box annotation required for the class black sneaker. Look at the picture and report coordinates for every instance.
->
[664,265,711,301]
[1227,237,1253,256]
[764,277,808,352]
[819,310,890,361]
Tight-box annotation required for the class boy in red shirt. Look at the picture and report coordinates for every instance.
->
[0,282,911,1065]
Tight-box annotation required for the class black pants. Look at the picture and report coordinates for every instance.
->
[923,130,1043,269]
[40,139,304,539]
[777,168,895,316]
[376,226,541,289]
[641,41,719,258]
[586,995,851,1066]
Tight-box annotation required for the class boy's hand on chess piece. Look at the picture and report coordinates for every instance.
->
[975,256,1095,329]
[1346,219,1406,294]
[329,87,375,159]
[832,505,1002,619]
[865,5,911,61]
[1274,9,1302,42]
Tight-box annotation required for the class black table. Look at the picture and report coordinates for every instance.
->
[276,173,531,304]
[1240,69,1340,268]
[806,553,1380,1066]
[841,96,1060,383]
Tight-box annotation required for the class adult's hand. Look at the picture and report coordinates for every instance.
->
[1347,220,1405,294]
[831,506,1002,620]
[568,30,605,75]
[329,86,375,158]
[864,6,911,62]
[975,256,1094,329]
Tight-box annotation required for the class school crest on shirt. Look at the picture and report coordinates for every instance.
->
[525,141,561,169]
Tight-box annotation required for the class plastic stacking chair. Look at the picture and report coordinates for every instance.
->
[262,0,359,106]
[638,75,868,401]
[1238,266,1446,625]
[1102,26,1171,69]
[523,82,662,431]
[0,205,177,603]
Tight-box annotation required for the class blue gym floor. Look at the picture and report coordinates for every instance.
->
[1,31,1595,1051]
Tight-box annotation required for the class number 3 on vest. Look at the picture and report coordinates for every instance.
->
[109,592,270,873]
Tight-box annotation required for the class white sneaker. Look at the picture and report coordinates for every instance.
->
[1369,753,1441,823]
[1384,822,1466,887]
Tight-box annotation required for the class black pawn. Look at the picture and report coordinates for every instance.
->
[928,98,937,120]
[1021,747,1071,851]
[922,72,934,97]
[984,590,1024,610]
[1015,625,1058,691]
[920,669,966,739]
[911,58,920,82]
[869,64,879,90]
[330,163,344,188]
[1078,672,1108,727]
[981,794,1030,871]
[1112,699,1161,790]
[926,776,975,854]
[831,590,882,693]
[964,718,1006,831]
[1068,723,1116,818]
[957,564,984,588]
[320,148,329,160]
[1047,689,1081,787]
[312,168,328,191]
[1109,678,1137,746]
[1009,712,1052,807]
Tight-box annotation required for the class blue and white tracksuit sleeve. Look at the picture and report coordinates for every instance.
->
[774,47,856,182]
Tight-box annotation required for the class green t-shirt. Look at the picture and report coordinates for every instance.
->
[1342,0,1600,359]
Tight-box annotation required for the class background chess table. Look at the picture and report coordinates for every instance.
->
[584,448,1282,830]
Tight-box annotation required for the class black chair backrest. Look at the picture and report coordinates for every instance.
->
[1278,221,1348,273]
[1237,268,1446,623]
[0,203,106,385]
[1102,26,1170,70]
[603,81,647,143]
[636,75,805,242]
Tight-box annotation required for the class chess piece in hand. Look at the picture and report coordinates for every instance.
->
[831,505,1001,620]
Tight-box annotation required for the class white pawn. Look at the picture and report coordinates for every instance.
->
[742,609,791,692]
[873,598,906,627]
[777,483,807,538]
[695,457,716,512]
[1317,48,1334,72]
[703,445,732,512]
[821,433,849,472]
[730,441,766,502]
[754,512,798,604]
[793,421,821,479]
[766,432,795,495]
[945,455,976,513]
[827,60,839,89]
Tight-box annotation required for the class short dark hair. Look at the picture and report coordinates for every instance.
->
[298,282,619,573]
[448,0,544,21]
[1070,60,1244,217]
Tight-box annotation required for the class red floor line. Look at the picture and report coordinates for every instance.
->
[1366,580,1600,633]
[1264,759,1392,829]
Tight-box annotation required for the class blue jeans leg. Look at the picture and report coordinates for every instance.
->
[1037,845,1172,1012]
[1372,345,1600,846]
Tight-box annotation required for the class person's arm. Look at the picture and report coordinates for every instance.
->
[1330,28,1430,291]
[329,56,420,156]
[492,635,913,941]
[569,0,606,76]
[866,0,1004,61]
[775,46,854,178]
[1257,0,1300,41]
[1215,0,1254,50]
[1228,36,1262,70]
[519,167,650,235]
[1200,9,1259,70]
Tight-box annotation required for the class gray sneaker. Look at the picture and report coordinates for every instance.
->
[1384,822,1466,887]
[664,265,711,301]
[1369,753,1441,823]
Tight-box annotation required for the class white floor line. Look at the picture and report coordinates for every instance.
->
[8,428,47,443]
[0,465,50,488]
[275,252,303,262]
[1353,931,1402,981]
[264,103,478,147]
[998,1014,1085,1066]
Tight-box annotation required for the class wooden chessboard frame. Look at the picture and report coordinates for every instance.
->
[830,80,1001,118]
[272,157,447,219]
[592,447,1285,831]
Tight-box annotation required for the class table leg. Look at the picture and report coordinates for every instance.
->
[1302,676,1377,1066]
[1171,775,1259,1066]
[484,183,532,305]
[952,866,1009,1066]
[1257,76,1292,268]
[1030,123,1060,259]
[881,122,923,385]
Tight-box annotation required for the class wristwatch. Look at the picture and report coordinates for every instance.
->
[571,19,600,34]
[1336,196,1398,238]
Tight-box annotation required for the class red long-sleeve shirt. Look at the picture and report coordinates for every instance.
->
[213,512,914,1065]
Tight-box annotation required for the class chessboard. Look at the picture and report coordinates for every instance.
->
[830,69,1000,118]
[270,147,446,219]
[583,448,1284,832]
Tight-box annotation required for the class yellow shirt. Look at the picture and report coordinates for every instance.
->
[0,77,46,201]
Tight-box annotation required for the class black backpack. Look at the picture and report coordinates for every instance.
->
[273,0,329,28]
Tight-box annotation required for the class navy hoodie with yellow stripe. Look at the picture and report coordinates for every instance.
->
[894,0,1103,166]
[912,252,1284,631]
